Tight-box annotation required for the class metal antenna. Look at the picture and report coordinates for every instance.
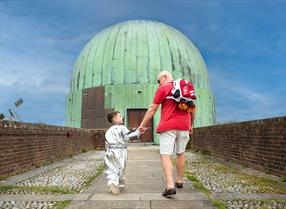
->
[15,98,24,107]
[7,98,24,128]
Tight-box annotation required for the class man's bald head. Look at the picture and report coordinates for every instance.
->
[157,71,173,85]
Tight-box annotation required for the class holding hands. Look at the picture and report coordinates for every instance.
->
[138,125,148,134]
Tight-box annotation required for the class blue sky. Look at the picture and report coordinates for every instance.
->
[0,1,285,125]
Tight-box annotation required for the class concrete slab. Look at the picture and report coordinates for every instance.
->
[150,200,215,209]
[141,192,209,201]
[66,200,151,209]
[124,183,166,193]
[71,193,93,201]
[0,194,56,201]
[90,193,140,201]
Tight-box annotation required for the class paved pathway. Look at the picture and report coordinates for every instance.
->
[1,145,285,208]
[66,145,215,209]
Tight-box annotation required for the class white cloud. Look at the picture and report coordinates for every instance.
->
[0,71,69,94]
[0,47,71,94]
[209,65,285,122]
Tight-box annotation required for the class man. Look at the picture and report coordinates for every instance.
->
[138,71,195,198]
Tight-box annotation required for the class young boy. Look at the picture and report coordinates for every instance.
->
[104,111,140,195]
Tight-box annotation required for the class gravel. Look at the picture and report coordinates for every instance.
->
[185,152,280,193]
[0,201,54,209]
[16,160,103,191]
[225,199,286,209]
[2,151,105,195]
[185,151,286,209]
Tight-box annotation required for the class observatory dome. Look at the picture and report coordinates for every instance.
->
[66,20,215,142]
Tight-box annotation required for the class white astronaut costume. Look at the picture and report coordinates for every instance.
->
[104,124,140,188]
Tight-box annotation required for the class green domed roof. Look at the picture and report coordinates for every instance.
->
[70,20,210,91]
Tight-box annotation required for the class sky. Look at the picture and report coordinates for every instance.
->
[0,0,285,126]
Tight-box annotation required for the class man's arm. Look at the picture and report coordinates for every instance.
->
[138,103,159,133]
[191,109,196,125]
[189,108,196,135]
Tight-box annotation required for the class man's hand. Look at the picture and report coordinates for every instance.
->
[138,103,159,134]
[189,129,193,135]
[138,125,147,134]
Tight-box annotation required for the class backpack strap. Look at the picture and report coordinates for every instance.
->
[165,80,179,101]
[165,96,181,102]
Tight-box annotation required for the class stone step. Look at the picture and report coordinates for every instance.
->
[66,200,215,209]
[0,192,208,201]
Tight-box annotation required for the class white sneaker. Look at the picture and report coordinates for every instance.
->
[119,185,125,191]
[109,183,120,195]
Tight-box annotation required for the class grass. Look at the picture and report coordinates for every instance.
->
[0,175,8,181]
[184,170,227,209]
[186,174,199,182]
[81,163,105,190]
[192,181,210,195]
[214,164,236,173]
[0,185,75,194]
[201,150,212,155]
[228,159,249,168]
[35,160,54,168]
[53,200,72,209]
[242,174,286,194]
[282,176,286,182]
[211,199,227,209]
[185,170,209,195]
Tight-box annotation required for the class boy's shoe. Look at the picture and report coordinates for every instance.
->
[109,183,120,195]
[119,185,125,191]
[119,179,125,191]
[162,188,176,198]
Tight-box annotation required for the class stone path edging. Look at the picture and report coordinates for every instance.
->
[212,192,286,200]
[1,192,285,202]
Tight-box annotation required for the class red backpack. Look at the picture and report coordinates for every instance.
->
[166,79,196,112]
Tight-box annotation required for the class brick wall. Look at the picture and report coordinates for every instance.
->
[191,116,286,177]
[0,121,106,179]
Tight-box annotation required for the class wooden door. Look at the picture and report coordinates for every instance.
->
[127,109,153,142]
[81,87,113,129]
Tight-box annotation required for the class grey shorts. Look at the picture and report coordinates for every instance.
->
[159,130,190,155]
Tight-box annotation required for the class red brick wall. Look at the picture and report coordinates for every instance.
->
[192,117,286,177]
[0,121,106,179]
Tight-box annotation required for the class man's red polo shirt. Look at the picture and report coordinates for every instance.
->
[153,82,191,133]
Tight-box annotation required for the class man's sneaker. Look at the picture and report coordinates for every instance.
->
[109,183,120,195]
[175,182,183,188]
[162,188,176,198]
